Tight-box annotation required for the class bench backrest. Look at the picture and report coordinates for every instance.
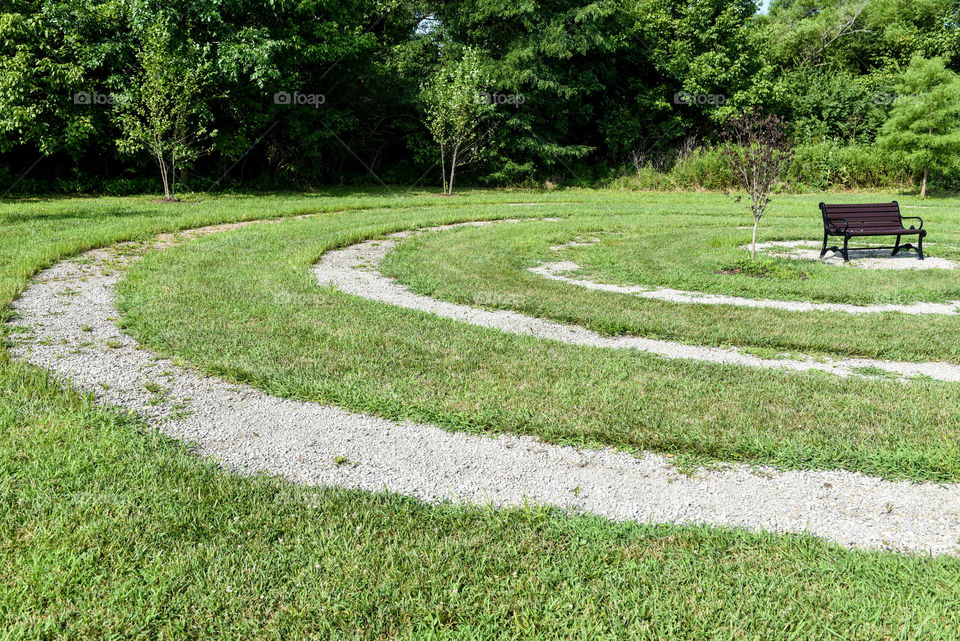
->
[820,202,901,232]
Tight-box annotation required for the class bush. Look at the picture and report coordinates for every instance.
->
[669,146,735,191]
[612,145,736,191]
[615,142,920,193]
[784,142,913,191]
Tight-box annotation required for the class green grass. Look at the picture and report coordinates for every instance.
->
[562,223,960,308]
[382,199,960,364]
[4,190,960,638]
[6,363,960,639]
[116,200,960,481]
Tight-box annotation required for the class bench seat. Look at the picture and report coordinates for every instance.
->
[841,226,924,236]
[819,202,925,261]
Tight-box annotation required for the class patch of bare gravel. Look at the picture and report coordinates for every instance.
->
[6,219,960,555]
[751,240,960,271]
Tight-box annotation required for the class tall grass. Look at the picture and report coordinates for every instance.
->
[613,142,918,192]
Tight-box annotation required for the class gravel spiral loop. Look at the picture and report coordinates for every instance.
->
[7,220,960,555]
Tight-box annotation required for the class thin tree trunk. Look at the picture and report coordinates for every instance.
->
[157,153,170,199]
[921,166,928,200]
[449,144,459,195]
[751,216,759,260]
[439,145,448,195]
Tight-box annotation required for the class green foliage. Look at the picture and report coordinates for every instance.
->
[785,141,912,191]
[772,69,887,144]
[764,0,958,70]
[3,0,960,192]
[115,19,215,199]
[618,145,734,191]
[0,7,91,154]
[878,54,960,197]
[420,46,495,194]
[666,146,734,191]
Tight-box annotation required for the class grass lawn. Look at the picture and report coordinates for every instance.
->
[119,197,960,481]
[382,195,960,364]
[3,190,960,638]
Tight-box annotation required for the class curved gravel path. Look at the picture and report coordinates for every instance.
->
[317,232,960,382]
[529,260,960,316]
[526,237,960,315]
[7,221,960,555]
[756,240,960,271]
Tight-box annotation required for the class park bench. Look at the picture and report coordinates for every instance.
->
[819,201,925,262]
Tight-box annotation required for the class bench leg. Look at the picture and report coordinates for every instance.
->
[892,235,902,256]
[820,231,829,258]
[842,236,850,262]
[918,233,924,260]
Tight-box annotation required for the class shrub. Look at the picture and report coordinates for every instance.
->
[616,142,918,193]
[784,142,913,191]
[670,146,735,191]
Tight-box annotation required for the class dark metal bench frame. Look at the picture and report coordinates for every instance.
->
[819,201,925,262]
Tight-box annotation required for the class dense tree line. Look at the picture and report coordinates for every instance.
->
[1,0,959,195]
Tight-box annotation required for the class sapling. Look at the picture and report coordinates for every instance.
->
[722,111,794,260]
[420,46,495,195]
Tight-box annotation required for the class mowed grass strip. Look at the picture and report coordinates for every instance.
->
[3,364,959,639]
[383,200,960,364]
[0,189,591,322]
[118,208,960,481]
[3,191,960,638]
[563,203,960,306]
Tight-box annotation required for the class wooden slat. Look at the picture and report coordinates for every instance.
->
[828,218,900,224]
[826,212,900,218]
[825,208,899,214]
[828,222,901,228]
[823,203,898,209]
[850,229,921,236]
[825,210,899,216]
[828,218,900,223]
[826,213,898,218]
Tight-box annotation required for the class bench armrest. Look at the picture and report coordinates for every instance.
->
[828,217,849,233]
[900,215,924,230]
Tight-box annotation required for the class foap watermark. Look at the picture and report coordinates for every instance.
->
[874,91,923,107]
[476,91,526,106]
[73,91,129,106]
[274,91,326,108]
[673,91,726,106]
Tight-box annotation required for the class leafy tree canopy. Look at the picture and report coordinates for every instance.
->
[877,53,960,198]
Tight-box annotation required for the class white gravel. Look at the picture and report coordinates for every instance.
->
[317,231,960,383]
[752,240,960,271]
[527,237,960,315]
[6,221,960,555]
[530,260,960,316]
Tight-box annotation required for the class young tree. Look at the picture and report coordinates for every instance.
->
[115,20,214,200]
[877,55,960,199]
[420,46,494,195]
[722,111,794,260]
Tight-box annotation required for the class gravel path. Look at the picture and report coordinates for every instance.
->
[530,260,960,316]
[317,232,960,382]
[7,222,960,555]
[755,240,960,270]
[527,237,960,315]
